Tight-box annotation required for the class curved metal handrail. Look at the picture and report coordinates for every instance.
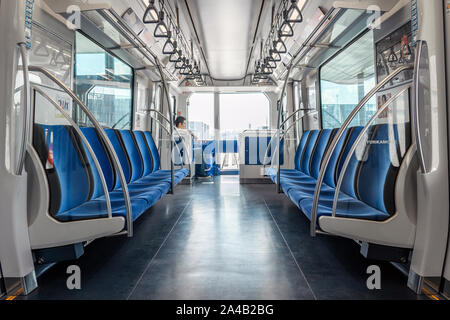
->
[413,40,427,174]
[33,86,113,219]
[331,84,412,218]
[112,112,131,129]
[28,66,133,237]
[263,111,318,167]
[280,108,316,131]
[17,43,31,175]
[310,64,414,236]
[147,114,185,168]
[146,109,192,168]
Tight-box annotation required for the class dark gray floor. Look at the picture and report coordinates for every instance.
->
[23,176,420,300]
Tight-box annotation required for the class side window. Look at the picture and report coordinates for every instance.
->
[74,32,134,130]
[320,31,376,129]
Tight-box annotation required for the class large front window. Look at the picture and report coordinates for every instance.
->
[74,32,133,129]
[320,31,376,129]
[219,93,270,140]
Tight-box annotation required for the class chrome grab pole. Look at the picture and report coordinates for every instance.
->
[331,85,412,218]
[27,66,133,237]
[33,86,113,219]
[16,43,31,176]
[263,111,318,167]
[277,64,294,193]
[154,61,175,194]
[263,107,314,163]
[310,64,414,237]
[147,114,184,167]
[412,40,427,174]
[147,109,192,169]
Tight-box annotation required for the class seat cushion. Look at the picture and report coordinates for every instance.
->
[299,197,390,222]
[128,179,171,196]
[55,197,149,222]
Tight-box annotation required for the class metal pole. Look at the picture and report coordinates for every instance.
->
[277,63,294,193]
[155,60,175,194]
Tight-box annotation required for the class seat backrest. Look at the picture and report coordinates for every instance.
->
[143,131,160,172]
[80,127,115,199]
[133,131,154,176]
[323,128,349,188]
[300,130,320,175]
[33,124,93,215]
[294,131,311,171]
[309,129,333,179]
[119,130,144,183]
[356,124,400,215]
[336,126,364,198]
[105,128,131,189]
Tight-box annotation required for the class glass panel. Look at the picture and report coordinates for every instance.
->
[219,93,270,140]
[219,93,270,172]
[187,93,215,141]
[320,31,376,129]
[83,10,131,48]
[30,24,73,87]
[295,9,370,70]
[74,32,133,129]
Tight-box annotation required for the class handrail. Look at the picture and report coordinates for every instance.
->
[263,111,318,166]
[146,109,171,126]
[146,108,192,170]
[277,64,294,192]
[147,114,185,168]
[331,84,412,218]
[16,43,31,176]
[413,40,427,174]
[27,66,133,237]
[154,60,175,194]
[112,112,131,129]
[310,64,414,236]
[280,108,316,131]
[33,86,113,219]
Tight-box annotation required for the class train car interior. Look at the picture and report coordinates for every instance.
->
[1,0,450,302]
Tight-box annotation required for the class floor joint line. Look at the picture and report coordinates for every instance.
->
[263,199,318,300]
[126,199,192,300]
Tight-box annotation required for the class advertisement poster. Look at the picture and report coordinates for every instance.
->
[377,93,391,119]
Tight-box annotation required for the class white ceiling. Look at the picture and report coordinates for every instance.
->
[187,0,263,80]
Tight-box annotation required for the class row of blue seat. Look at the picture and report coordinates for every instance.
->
[267,123,410,224]
[33,124,189,223]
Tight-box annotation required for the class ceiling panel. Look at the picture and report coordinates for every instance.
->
[188,0,263,80]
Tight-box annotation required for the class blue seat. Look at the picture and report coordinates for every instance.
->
[142,131,189,183]
[269,123,408,226]
[33,125,94,217]
[33,123,189,224]
[267,130,312,182]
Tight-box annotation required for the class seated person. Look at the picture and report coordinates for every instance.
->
[175,116,187,129]
[175,116,198,140]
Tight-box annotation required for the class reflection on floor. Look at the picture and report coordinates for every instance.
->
[23,176,420,300]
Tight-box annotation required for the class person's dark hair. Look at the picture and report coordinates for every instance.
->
[175,116,186,128]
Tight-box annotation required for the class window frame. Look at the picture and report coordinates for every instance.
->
[73,30,135,130]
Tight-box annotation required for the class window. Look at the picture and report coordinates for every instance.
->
[320,31,376,129]
[74,32,134,129]
[219,93,270,140]
[187,93,215,140]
